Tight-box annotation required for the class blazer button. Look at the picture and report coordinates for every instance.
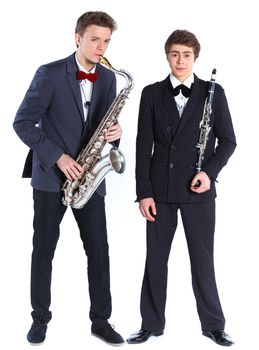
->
[169,162,174,169]
[171,145,176,150]
[166,126,171,132]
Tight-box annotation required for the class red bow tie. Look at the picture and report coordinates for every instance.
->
[76,70,98,83]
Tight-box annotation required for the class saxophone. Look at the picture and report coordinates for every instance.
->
[62,57,133,209]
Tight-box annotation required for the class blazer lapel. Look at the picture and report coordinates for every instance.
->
[161,76,181,131]
[66,54,85,125]
[173,74,201,138]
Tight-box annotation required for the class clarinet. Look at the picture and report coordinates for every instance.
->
[194,68,216,187]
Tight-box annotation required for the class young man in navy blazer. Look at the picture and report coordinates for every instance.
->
[13,11,124,346]
[127,30,236,346]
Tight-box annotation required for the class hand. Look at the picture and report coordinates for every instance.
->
[56,154,84,181]
[190,171,211,193]
[139,197,157,222]
[105,123,122,142]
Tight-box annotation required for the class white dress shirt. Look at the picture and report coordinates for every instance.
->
[75,54,96,121]
[170,73,194,117]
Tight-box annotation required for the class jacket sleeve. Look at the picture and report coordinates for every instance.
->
[202,86,237,180]
[135,87,154,201]
[13,65,64,172]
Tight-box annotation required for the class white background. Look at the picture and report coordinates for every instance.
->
[0,0,258,349]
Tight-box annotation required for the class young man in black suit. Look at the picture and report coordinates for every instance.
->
[127,30,236,346]
[13,11,124,346]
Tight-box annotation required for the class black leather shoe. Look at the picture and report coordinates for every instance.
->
[27,320,47,344]
[203,330,234,346]
[91,321,124,345]
[127,329,164,344]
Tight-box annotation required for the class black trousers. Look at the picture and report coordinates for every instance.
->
[140,200,225,333]
[31,189,111,324]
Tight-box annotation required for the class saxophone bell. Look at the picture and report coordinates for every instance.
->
[65,147,125,209]
[109,147,126,174]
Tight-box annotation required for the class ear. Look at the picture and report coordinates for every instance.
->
[75,33,81,47]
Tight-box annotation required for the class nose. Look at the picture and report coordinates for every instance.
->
[177,54,184,64]
[97,41,106,52]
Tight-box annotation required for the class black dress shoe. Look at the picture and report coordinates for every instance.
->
[203,330,234,346]
[127,329,164,344]
[27,320,47,344]
[91,321,124,345]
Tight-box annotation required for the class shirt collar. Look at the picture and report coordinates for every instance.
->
[170,73,194,89]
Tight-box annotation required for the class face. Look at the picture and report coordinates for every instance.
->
[167,44,196,82]
[75,24,112,70]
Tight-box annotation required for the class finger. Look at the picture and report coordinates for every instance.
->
[72,162,84,173]
[72,164,84,178]
[106,131,120,139]
[64,169,72,181]
[150,202,157,216]
[140,206,150,220]
[139,207,146,218]
[143,206,155,222]
[106,135,120,142]
[191,176,199,187]
[67,170,77,181]
[191,185,205,193]
[108,123,120,131]
[107,125,122,135]
[107,126,116,133]
[67,166,81,180]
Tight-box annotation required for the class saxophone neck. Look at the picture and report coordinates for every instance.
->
[119,69,134,91]
[99,56,134,91]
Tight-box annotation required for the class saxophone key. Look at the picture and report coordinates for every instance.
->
[94,141,102,149]
[82,163,90,171]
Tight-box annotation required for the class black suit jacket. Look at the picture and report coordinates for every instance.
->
[136,74,236,203]
[13,53,117,194]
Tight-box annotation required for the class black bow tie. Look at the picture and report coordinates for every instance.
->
[172,84,192,98]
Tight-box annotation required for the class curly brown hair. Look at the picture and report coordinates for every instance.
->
[164,29,201,59]
[75,11,117,35]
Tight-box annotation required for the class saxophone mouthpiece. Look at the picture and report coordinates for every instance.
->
[100,56,113,69]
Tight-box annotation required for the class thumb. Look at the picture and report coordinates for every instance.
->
[151,201,157,216]
[191,174,199,187]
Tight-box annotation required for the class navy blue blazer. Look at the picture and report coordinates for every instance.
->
[13,53,116,194]
[136,74,237,203]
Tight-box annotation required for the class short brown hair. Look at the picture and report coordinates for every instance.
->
[164,29,201,59]
[75,11,117,35]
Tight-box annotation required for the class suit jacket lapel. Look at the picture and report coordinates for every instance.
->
[174,74,201,138]
[66,53,85,125]
[161,76,181,131]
